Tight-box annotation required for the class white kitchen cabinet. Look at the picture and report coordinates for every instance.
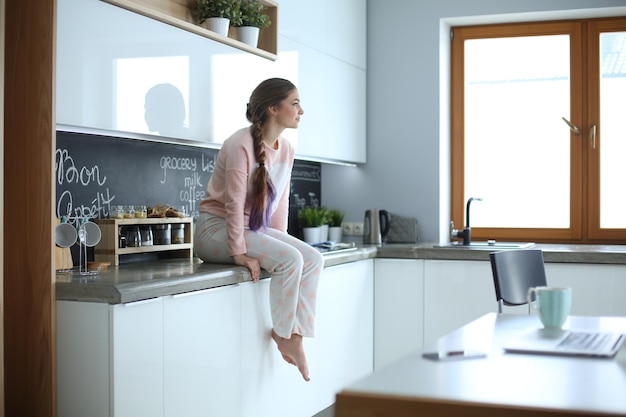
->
[239,259,374,417]
[239,278,297,417]
[423,260,497,345]
[57,298,165,417]
[111,298,165,417]
[57,259,374,417]
[163,285,241,417]
[279,0,366,69]
[313,260,374,395]
[374,259,425,370]
[326,0,367,69]
[280,37,366,164]
[278,0,366,164]
[545,263,626,316]
[57,301,111,417]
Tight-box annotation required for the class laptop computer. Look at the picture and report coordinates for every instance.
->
[503,328,625,358]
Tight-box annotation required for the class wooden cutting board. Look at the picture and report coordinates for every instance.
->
[55,219,73,271]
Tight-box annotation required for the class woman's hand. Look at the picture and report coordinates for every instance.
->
[232,254,261,282]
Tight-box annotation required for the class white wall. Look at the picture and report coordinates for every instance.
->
[322,0,626,243]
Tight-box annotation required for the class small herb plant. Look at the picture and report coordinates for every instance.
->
[193,0,239,24]
[299,206,323,228]
[327,208,345,228]
[230,0,271,29]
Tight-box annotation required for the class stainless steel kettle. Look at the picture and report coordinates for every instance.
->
[363,209,391,245]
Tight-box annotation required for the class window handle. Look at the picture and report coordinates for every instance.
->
[561,117,580,135]
[590,124,597,149]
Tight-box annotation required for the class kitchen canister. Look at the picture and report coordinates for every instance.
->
[153,224,171,245]
[139,225,153,246]
[171,223,185,244]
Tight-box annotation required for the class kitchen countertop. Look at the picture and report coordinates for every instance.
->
[56,243,626,304]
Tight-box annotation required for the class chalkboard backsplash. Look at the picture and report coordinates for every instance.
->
[55,128,321,239]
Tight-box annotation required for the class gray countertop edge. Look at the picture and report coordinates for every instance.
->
[56,243,626,304]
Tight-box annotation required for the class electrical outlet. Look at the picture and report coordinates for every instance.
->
[342,222,354,235]
[353,222,364,236]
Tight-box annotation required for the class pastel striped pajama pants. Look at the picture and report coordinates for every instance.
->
[194,213,324,339]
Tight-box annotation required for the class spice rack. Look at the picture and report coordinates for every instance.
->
[94,217,193,266]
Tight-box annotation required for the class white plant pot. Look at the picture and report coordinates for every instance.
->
[328,226,343,243]
[236,26,260,47]
[320,224,329,242]
[302,227,322,244]
[204,17,230,37]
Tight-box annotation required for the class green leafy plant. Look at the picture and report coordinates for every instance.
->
[298,206,323,228]
[327,208,345,227]
[230,0,271,29]
[318,206,330,226]
[193,0,239,24]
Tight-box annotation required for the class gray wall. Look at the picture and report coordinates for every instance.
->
[321,0,626,243]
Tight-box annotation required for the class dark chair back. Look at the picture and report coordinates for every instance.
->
[490,249,547,313]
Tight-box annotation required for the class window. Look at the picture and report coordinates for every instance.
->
[451,18,626,244]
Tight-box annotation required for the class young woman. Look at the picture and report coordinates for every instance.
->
[194,78,324,381]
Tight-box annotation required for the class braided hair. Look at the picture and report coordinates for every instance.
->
[246,78,297,231]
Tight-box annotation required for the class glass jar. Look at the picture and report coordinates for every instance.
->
[123,205,135,219]
[110,205,125,219]
[134,205,148,219]
[125,226,141,247]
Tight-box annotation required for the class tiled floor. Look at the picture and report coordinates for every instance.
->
[312,404,334,417]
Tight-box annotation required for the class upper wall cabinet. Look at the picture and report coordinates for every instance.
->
[279,0,366,70]
[56,0,366,164]
[278,0,367,163]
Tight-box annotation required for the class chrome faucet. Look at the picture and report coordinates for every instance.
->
[450,197,483,245]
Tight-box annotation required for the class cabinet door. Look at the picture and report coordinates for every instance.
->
[327,0,367,69]
[313,260,374,395]
[163,285,241,417]
[111,298,164,417]
[57,301,111,417]
[546,263,626,316]
[374,259,424,370]
[239,279,299,417]
[423,260,496,345]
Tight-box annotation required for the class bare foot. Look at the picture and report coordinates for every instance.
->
[271,329,310,381]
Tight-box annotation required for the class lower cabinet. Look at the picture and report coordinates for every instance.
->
[375,259,626,353]
[163,285,241,417]
[57,259,374,417]
[239,259,374,417]
[374,259,424,370]
[545,263,626,317]
[423,259,497,344]
[57,297,165,417]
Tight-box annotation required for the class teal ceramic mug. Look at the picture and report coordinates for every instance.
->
[527,286,572,328]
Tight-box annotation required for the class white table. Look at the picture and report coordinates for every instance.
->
[335,313,626,417]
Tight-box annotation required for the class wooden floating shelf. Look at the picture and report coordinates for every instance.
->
[101,0,279,61]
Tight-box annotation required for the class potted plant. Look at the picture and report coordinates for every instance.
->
[192,0,238,36]
[327,208,345,242]
[230,0,272,47]
[299,206,323,243]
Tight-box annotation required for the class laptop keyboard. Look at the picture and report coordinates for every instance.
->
[557,332,611,351]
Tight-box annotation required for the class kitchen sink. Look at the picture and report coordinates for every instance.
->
[434,241,535,250]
